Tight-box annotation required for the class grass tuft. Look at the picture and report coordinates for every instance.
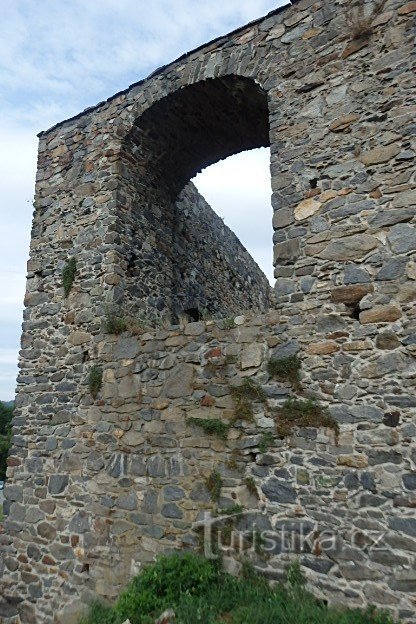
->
[205,469,223,503]
[273,398,339,440]
[88,365,103,399]
[267,355,302,390]
[230,379,266,422]
[258,431,274,454]
[187,417,229,440]
[244,476,258,498]
[62,258,77,297]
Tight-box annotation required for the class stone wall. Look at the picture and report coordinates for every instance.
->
[119,178,270,322]
[1,0,415,621]
[3,308,416,622]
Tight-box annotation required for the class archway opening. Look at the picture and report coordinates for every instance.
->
[119,75,272,321]
[193,147,273,284]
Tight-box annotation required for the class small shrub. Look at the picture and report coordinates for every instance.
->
[88,365,103,399]
[267,355,301,389]
[62,257,77,297]
[80,552,400,624]
[187,417,229,440]
[258,431,274,453]
[230,378,266,422]
[244,476,258,498]
[205,469,223,503]
[105,306,128,334]
[273,397,339,440]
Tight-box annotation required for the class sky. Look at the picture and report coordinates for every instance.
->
[0,0,286,400]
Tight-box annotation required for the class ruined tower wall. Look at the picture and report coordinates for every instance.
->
[1,0,415,622]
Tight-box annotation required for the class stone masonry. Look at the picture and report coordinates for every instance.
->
[0,0,415,622]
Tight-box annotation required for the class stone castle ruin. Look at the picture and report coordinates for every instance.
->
[1,0,415,621]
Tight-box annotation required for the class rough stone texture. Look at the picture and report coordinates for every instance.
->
[1,0,415,622]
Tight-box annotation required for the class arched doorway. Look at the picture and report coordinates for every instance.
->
[118,75,272,321]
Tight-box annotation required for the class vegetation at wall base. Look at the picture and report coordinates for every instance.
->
[0,401,13,481]
[79,553,398,624]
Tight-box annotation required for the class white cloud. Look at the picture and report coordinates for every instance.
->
[0,0,286,398]
[194,148,274,282]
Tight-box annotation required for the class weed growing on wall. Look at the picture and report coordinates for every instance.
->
[273,398,339,440]
[244,476,258,498]
[258,431,274,453]
[205,469,223,503]
[230,378,266,422]
[267,355,302,390]
[187,417,229,440]
[62,258,77,297]
[88,365,103,399]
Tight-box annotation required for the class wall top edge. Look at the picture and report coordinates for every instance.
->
[37,1,295,138]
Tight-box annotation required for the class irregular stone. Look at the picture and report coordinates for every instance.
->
[294,198,321,221]
[359,305,402,324]
[162,364,193,398]
[273,239,300,264]
[68,331,90,346]
[368,207,414,229]
[387,224,416,254]
[116,493,138,511]
[331,284,373,305]
[163,485,185,501]
[241,343,264,369]
[184,322,205,336]
[261,478,297,503]
[318,235,378,261]
[375,332,400,350]
[68,511,90,534]
[161,503,183,519]
[48,474,69,495]
[344,265,371,284]
[376,258,408,281]
[403,474,416,491]
[307,341,339,355]
[329,114,359,132]
[388,517,416,538]
[337,454,368,468]
[360,144,401,166]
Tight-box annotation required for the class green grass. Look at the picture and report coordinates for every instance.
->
[88,365,103,399]
[205,469,223,503]
[267,355,302,390]
[187,417,229,440]
[273,398,339,440]
[62,257,77,297]
[79,553,398,624]
[230,378,266,422]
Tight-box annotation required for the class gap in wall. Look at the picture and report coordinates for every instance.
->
[193,147,273,285]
